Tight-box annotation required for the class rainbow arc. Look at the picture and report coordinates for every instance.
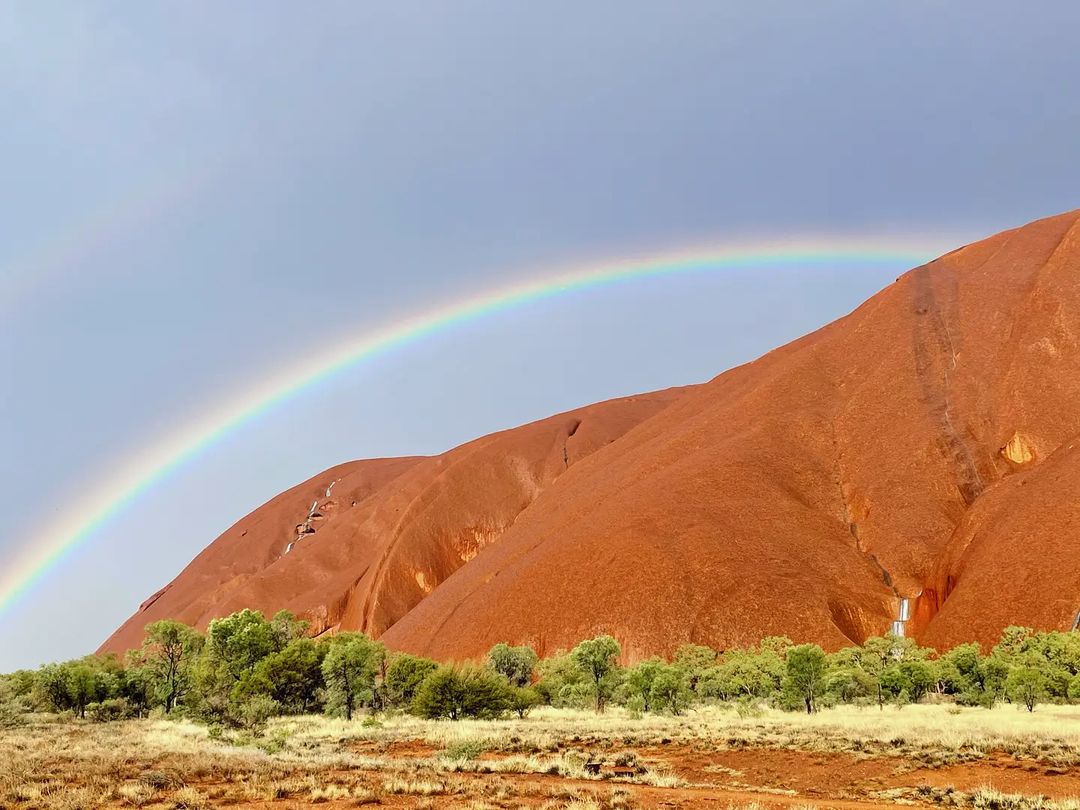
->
[0,238,951,615]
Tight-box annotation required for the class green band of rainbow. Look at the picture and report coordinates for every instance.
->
[0,239,945,616]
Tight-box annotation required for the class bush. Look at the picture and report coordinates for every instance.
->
[385,653,439,708]
[412,664,510,720]
[507,686,541,718]
[1006,666,1047,712]
[443,738,488,761]
[237,695,281,731]
[487,643,539,687]
[320,633,384,720]
[649,666,692,715]
[88,697,135,722]
[782,644,827,713]
[570,636,622,713]
[534,653,586,707]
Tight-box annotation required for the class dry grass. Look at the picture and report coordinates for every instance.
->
[1,704,1078,808]
[276,702,1080,765]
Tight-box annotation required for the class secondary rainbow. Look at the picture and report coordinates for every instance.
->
[0,237,951,616]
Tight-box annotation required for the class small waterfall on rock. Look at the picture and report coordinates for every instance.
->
[890,597,911,637]
[283,481,338,556]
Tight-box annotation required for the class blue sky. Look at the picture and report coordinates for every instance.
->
[1,2,1078,670]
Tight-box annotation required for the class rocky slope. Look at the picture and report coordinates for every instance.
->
[102,210,1080,659]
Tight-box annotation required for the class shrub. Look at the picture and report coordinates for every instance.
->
[782,644,827,713]
[443,738,488,761]
[624,659,663,712]
[487,643,539,687]
[88,697,135,722]
[649,665,692,715]
[237,694,281,731]
[412,664,510,720]
[570,636,622,713]
[385,653,439,708]
[507,685,541,718]
[1006,665,1047,712]
[320,632,384,720]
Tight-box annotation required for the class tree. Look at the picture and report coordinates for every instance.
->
[672,644,716,693]
[783,644,827,714]
[899,660,935,704]
[993,626,1034,661]
[705,645,787,701]
[507,686,541,718]
[65,663,100,719]
[649,665,692,715]
[851,635,929,709]
[625,659,664,712]
[135,620,203,713]
[206,610,276,682]
[320,633,384,720]
[534,652,588,708]
[487,643,539,687]
[120,665,154,717]
[1068,673,1080,703]
[412,664,510,720]
[823,663,876,704]
[570,635,622,713]
[0,676,29,728]
[269,610,309,651]
[251,638,325,714]
[34,664,73,713]
[1006,665,1047,712]
[385,654,439,709]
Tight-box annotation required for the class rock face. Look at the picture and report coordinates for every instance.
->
[101,210,1080,659]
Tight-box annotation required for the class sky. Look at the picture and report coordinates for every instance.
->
[1,2,1078,671]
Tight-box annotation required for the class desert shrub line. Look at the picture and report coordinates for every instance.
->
[3,616,1079,726]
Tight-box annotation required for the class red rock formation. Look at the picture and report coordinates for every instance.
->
[100,391,688,655]
[102,210,1080,659]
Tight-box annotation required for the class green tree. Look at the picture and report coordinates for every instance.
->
[823,662,875,704]
[507,686,541,718]
[1006,665,1047,712]
[384,653,439,709]
[570,635,622,713]
[34,664,72,713]
[0,676,29,728]
[206,609,276,682]
[120,665,154,717]
[65,663,100,719]
[412,664,510,720]
[625,659,664,712]
[253,638,325,714]
[134,619,203,713]
[671,644,716,693]
[705,644,787,701]
[849,635,929,709]
[900,660,935,703]
[320,633,384,720]
[783,644,827,714]
[534,652,587,708]
[649,665,692,715]
[1067,673,1080,703]
[269,610,309,651]
[487,643,539,687]
[993,626,1034,661]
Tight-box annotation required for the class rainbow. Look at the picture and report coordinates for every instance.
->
[0,237,952,616]
[0,165,213,316]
